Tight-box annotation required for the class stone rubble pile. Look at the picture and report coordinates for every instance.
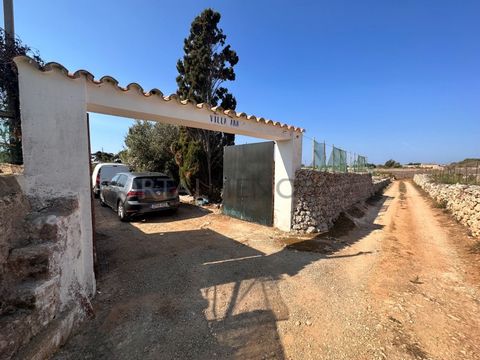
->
[292,169,390,233]
[414,174,480,237]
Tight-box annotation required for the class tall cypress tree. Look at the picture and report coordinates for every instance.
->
[175,9,239,199]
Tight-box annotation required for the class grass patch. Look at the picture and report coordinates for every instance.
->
[399,181,407,200]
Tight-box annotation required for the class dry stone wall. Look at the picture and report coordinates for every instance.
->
[0,175,93,359]
[292,169,390,233]
[414,174,480,237]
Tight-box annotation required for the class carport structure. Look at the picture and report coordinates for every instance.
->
[14,55,303,291]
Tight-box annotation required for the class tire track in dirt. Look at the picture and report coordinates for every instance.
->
[54,182,480,360]
[369,180,480,359]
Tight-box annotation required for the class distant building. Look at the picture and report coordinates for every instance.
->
[419,163,444,170]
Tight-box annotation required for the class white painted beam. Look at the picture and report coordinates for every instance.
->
[86,82,293,141]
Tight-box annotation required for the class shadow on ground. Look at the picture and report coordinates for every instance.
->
[55,195,391,360]
[283,194,391,256]
[130,203,212,224]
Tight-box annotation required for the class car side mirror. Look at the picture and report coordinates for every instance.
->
[101,180,110,186]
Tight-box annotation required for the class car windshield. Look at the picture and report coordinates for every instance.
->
[133,177,175,190]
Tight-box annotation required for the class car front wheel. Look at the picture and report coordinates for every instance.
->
[117,201,129,222]
[99,193,107,207]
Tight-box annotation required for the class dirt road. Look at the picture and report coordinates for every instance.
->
[54,181,480,360]
[368,181,480,359]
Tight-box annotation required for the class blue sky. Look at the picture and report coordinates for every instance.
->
[4,0,479,164]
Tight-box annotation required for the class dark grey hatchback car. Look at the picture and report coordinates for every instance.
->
[99,172,179,221]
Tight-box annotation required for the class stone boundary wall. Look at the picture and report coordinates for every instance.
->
[414,174,480,237]
[0,175,93,359]
[292,170,390,233]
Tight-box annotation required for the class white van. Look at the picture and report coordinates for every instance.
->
[91,163,130,198]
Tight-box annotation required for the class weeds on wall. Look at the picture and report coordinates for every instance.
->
[0,28,43,164]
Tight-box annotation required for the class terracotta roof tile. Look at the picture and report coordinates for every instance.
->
[14,56,305,133]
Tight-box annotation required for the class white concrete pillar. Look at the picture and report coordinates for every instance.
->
[15,58,95,297]
[274,132,303,231]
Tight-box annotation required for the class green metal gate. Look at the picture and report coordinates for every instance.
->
[223,141,274,226]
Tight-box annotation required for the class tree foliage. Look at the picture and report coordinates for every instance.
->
[123,120,179,181]
[384,159,402,168]
[92,151,118,163]
[176,9,238,108]
[1,28,43,164]
[174,128,202,190]
[175,9,238,198]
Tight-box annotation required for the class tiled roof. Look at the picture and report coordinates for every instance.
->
[15,56,304,133]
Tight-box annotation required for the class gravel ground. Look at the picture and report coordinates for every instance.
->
[53,181,480,360]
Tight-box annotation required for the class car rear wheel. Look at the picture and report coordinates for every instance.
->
[117,201,129,222]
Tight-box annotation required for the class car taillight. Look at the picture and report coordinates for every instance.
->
[127,190,144,199]
[96,173,100,185]
[168,187,178,195]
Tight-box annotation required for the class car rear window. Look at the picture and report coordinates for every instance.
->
[133,177,176,190]
[100,165,129,180]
